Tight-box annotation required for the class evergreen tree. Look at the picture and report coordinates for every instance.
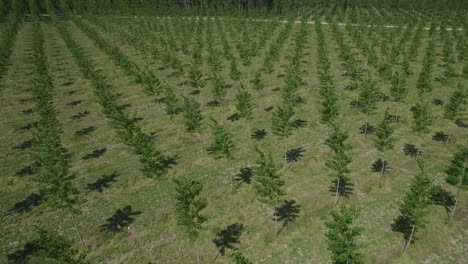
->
[163,85,179,115]
[209,119,234,160]
[174,177,207,264]
[445,145,468,222]
[325,206,363,264]
[272,102,294,165]
[412,101,433,158]
[390,71,408,121]
[236,84,253,119]
[211,72,226,102]
[182,96,203,132]
[444,83,466,120]
[358,77,380,136]
[229,59,240,81]
[374,110,395,181]
[393,161,435,255]
[253,148,285,237]
[229,252,252,264]
[319,83,339,123]
[325,125,353,205]
[251,71,264,90]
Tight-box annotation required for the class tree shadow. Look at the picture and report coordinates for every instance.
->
[21,108,33,115]
[264,106,274,112]
[16,123,34,131]
[359,123,375,134]
[154,97,165,104]
[82,148,107,160]
[403,144,420,158]
[328,178,354,199]
[207,100,220,107]
[100,205,141,233]
[432,99,444,106]
[212,223,244,259]
[455,119,467,128]
[388,114,400,124]
[190,89,200,95]
[66,99,83,106]
[224,84,233,89]
[227,113,240,122]
[75,126,96,137]
[273,200,301,237]
[431,185,455,218]
[272,87,281,92]
[19,97,34,103]
[285,147,305,163]
[15,165,35,177]
[293,119,307,128]
[7,193,43,214]
[86,172,119,192]
[251,129,266,140]
[61,81,74,86]
[118,103,132,110]
[177,80,189,86]
[432,131,449,143]
[131,117,144,123]
[371,159,391,174]
[391,215,417,242]
[234,167,253,188]
[67,90,79,95]
[350,100,359,109]
[13,140,33,150]
[70,110,90,120]
[7,241,39,263]
[379,93,390,102]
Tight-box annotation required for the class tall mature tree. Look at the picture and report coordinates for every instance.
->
[412,101,433,159]
[209,119,234,160]
[393,161,435,255]
[174,178,207,264]
[236,84,253,119]
[272,102,294,165]
[444,82,466,120]
[374,110,395,182]
[253,148,285,237]
[182,96,203,132]
[445,145,468,222]
[358,77,380,136]
[325,125,353,205]
[325,206,364,264]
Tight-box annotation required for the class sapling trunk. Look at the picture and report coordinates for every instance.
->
[380,158,386,184]
[416,141,421,160]
[196,236,201,264]
[364,112,369,137]
[71,212,86,249]
[334,177,340,206]
[402,225,415,255]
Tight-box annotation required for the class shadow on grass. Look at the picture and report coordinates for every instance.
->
[285,147,305,163]
[234,167,253,188]
[100,205,141,233]
[371,159,390,174]
[274,200,301,237]
[403,144,420,158]
[86,172,119,192]
[82,148,107,160]
[251,129,267,140]
[7,193,43,215]
[212,223,244,259]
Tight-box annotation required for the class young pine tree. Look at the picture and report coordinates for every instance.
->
[174,178,207,264]
[319,83,339,123]
[325,206,364,264]
[394,161,435,255]
[211,72,226,102]
[235,84,253,119]
[390,71,408,122]
[209,119,234,160]
[374,110,395,182]
[325,125,353,206]
[253,148,285,238]
[272,103,294,166]
[412,101,434,159]
[182,96,203,132]
[444,83,466,120]
[229,252,252,264]
[445,145,467,222]
[163,85,180,115]
[251,71,264,90]
[229,59,240,81]
[359,77,380,136]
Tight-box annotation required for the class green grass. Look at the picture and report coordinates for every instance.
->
[0,15,466,264]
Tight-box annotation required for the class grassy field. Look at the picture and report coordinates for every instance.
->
[0,8,467,264]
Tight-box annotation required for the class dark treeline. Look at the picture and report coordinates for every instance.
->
[1,0,468,17]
